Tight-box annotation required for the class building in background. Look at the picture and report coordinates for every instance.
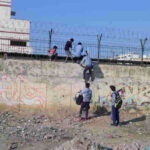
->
[113,52,140,60]
[113,52,150,61]
[0,0,32,54]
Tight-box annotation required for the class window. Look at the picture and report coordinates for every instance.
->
[10,40,27,47]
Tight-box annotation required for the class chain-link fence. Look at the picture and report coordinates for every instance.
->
[0,21,150,63]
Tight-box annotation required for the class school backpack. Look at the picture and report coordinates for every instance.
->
[114,92,123,109]
[74,93,83,105]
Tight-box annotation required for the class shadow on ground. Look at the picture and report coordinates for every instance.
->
[90,144,112,150]
[92,106,111,118]
[120,115,146,125]
[92,106,146,125]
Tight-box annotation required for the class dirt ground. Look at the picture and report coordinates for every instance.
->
[0,105,150,150]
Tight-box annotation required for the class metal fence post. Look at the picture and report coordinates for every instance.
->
[49,29,53,49]
[97,34,102,62]
[140,37,148,65]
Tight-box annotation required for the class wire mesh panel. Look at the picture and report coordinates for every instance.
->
[0,21,150,61]
[29,22,150,61]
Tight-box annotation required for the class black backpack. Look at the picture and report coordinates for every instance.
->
[114,92,123,109]
[75,94,83,105]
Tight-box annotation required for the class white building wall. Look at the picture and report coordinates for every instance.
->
[0,0,11,19]
[0,0,32,54]
[0,19,30,41]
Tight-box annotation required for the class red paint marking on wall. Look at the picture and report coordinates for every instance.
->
[0,4,11,7]
[0,30,29,35]
[142,87,147,91]
[0,1,11,4]
[0,75,46,107]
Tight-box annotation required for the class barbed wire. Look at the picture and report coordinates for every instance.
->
[1,20,150,44]
[1,21,150,59]
[30,22,150,42]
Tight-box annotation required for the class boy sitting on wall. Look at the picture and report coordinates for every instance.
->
[48,45,58,61]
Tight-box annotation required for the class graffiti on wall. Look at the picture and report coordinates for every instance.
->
[0,75,46,107]
[98,84,150,107]
[1,75,150,108]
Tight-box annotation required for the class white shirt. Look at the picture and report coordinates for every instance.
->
[73,45,83,57]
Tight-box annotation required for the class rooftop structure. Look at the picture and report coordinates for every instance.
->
[0,0,32,54]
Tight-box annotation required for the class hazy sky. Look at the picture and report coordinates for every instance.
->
[12,0,150,31]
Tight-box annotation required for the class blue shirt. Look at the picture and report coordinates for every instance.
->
[80,88,92,102]
[80,55,92,66]
[112,91,117,106]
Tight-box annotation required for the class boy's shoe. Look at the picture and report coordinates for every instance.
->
[78,114,81,118]
[80,117,86,121]
[116,121,120,126]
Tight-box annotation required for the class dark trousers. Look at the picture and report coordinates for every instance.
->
[79,102,90,119]
[73,56,83,63]
[65,50,73,62]
[112,105,119,125]
[50,53,58,61]
[83,66,93,79]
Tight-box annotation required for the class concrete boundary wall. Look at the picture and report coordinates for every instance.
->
[0,59,150,109]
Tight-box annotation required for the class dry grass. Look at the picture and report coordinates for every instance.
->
[0,104,149,120]
[0,104,79,119]
[0,104,18,112]
[45,104,79,119]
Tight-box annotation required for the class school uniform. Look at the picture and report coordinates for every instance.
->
[72,45,83,62]
[64,40,73,62]
[80,55,93,80]
[79,88,92,119]
[111,91,120,126]
[48,48,58,60]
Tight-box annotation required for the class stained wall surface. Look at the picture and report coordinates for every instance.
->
[0,59,150,109]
